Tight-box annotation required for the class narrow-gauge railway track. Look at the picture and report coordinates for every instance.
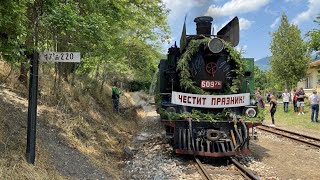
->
[229,157,260,180]
[194,158,213,180]
[257,124,320,148]
[193,157,259,180]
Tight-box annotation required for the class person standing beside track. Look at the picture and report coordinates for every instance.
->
[309,90,319,123]
[266,91,271,104]
[269,95,277,127]
[297,87,306,115]
[256,91,265,109]
[292,88,298,113]
[112,81,121,113]
[282,89,290,112]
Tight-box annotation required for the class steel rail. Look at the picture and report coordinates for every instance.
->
[229,157,260,180]
[194,157,213,180]
[257,126,320,148]
[261,124,320,142]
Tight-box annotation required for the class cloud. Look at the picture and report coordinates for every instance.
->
[239,18,253,30]
[162,0,193,20]
[292,0,320,24]
[163,0,211,9]
[206,0,270,17]
[163,0,211,20]
[285,0,303,3]
[270,17,280,29]
[264,6,278,16]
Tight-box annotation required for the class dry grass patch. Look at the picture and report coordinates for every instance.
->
[0,60,144,179]
[0,88,65,179]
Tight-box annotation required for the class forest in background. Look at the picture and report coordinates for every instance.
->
[0,0,170,91]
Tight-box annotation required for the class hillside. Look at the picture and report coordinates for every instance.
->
[255,56,271,70]
[0,60,147,179]
[255,54,319,71]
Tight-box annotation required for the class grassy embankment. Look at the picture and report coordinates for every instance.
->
[0,60,144,179]
[264,103,320,134]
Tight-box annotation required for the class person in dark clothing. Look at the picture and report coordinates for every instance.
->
[270,95,277,126]
[256,91,265,109]
[112,81,121,113]
[266,91,271,103]
[292,88,298,113]
[296,87,305,115]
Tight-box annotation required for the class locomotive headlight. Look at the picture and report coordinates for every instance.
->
[245,108,257,118]
[208,37,224,53]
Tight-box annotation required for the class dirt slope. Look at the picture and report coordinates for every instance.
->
[0,84,142,179]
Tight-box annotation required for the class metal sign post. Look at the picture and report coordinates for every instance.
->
[26,52,39,164]
[25,51,80,164]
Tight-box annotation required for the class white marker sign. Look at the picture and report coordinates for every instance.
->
[39,52,81,62]
[171,91,250,108]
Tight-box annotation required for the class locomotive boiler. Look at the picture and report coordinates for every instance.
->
[156,16,262,157]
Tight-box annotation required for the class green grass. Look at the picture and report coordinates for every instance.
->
[265,103,320,132]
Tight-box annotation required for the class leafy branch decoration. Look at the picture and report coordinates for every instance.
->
[176,37,245,95]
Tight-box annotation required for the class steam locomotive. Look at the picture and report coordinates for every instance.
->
[157,16,261,157]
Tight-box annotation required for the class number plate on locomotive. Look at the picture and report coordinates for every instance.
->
[201,80,222,89]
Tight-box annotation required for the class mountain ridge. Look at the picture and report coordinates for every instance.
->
[254,54,319,71]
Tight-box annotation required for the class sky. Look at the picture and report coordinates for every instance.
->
[162,0,320,60]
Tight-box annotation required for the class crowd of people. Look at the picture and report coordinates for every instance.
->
[256,87,320,126]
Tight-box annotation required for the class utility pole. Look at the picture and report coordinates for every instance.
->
[26,52,39,164]
[26,0,42,164]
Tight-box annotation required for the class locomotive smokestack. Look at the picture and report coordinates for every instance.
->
[194,16,213,36]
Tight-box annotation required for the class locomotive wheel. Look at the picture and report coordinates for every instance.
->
[245,107,257,118]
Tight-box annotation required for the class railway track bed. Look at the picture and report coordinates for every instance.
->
[257,124,320,148]
[126,112,319,179]
[194,157,260,180]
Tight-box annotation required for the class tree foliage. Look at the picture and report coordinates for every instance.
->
[0,0,170,85]
[0,0,29,62]
[307,15,320,52]
[254,66,268,90]
[270,13,310,89]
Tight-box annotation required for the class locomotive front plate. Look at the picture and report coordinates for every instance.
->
[200,80,222,89]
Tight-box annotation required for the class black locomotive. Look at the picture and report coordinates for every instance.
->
[156,16,261,157]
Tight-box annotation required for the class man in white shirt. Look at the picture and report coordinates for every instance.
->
[309,90,319,122]
[282,89,290,113]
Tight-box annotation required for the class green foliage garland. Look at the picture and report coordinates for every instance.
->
[159,108,231,122]
[176,37,245,95]
[159,108,263,122]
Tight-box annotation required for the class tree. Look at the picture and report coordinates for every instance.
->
[307,15,320,53]
[254,66,268,90]
[0,0,28,62]
[0,0,170,89]
[270,13,310,89]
